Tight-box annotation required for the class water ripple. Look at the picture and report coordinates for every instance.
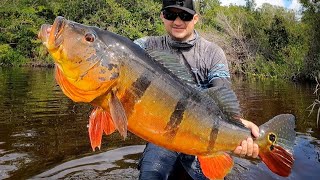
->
[31,145,145,180]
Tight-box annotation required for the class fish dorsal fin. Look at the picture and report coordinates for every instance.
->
[108,90,128,139]
[146,49,195,85]
[198,153,234,179]
[204,86,243,124]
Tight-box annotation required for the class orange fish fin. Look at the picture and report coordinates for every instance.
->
[88,107,116,151]
[102,110,116,136]
[198,153,234,179]
[259,145,294,177]
[108,91,128,139]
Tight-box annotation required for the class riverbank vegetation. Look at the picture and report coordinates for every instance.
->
[308,75,320,127]
[0,0,319,81]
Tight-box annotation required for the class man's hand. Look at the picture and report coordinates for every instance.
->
[233,119,259,158]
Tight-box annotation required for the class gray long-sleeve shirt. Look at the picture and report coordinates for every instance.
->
[134,31,231,89]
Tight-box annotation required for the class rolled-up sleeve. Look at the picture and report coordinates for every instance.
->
[207,46,230,80]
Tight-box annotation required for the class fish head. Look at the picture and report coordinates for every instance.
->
[39,16,119,102]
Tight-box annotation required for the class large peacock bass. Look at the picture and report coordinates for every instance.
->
[38,16,295,179]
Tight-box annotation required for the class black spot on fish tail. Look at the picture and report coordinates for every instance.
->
[207,120,220,152]
[164,98,188,140]
[269,133,276,142]
[121,73,151,118]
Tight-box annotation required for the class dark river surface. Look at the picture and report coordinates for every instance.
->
[0,67,319,180]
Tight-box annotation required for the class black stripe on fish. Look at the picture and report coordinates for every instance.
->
[131,74,151,98]
[164,97,188,140]
[207,120,220,152]
[122,73,151,117]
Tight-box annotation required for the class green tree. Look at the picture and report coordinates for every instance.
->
[0,0,316,81]
[300,0,320,79]
[0,0,49,65]
[198,0,220,15]
[0,0,164,65]
[245,0,256,11]
[265,15,289,62]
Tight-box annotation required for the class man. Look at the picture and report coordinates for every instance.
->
[134,0,260,179]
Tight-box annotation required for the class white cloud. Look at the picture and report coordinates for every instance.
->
[256,0,284,7]
[220,0,246,6]
[288,0,303,11]
[220,0,284,7]
[220,0,301,11]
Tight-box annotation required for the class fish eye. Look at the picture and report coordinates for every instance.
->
[85,33,95,42]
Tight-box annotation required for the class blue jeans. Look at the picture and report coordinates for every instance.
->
[138,143,208,180]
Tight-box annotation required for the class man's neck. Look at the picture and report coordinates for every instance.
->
[168,30,198,49]
[171,32,194,42]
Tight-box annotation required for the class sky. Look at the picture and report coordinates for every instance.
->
[220,0,302,11]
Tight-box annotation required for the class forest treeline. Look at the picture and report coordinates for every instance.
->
[0,0,319,81]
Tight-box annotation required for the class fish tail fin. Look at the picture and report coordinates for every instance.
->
[258,114,296,177]
[88,107,116,151]
[198,153,234,179]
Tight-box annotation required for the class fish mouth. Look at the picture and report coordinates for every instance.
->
[38,16,66,50]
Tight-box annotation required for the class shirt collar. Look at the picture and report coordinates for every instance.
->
[168,30,199,49]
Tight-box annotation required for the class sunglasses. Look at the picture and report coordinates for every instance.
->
[162,10,194,21]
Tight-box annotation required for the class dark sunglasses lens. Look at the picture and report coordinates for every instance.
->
[179,12,193,21]
[163,11,177,21]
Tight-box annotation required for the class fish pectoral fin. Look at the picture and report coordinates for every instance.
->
[88,107,116,151]
[108,91,128,139]
[198,153,234,180]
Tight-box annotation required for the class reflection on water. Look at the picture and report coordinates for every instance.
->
[0,67,319,179]
[31,145,145,180]
[0,67,145,179]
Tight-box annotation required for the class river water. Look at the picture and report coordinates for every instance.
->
[0,67,319,180]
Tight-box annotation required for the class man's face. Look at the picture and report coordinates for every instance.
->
[160,8,198,42]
